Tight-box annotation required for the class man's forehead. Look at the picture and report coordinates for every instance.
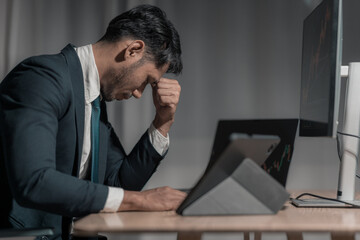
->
[157,62,170,78]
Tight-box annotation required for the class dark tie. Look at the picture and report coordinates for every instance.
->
[91,96,100,183]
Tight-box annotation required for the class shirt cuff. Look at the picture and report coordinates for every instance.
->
[148,123,170,156]
[100,187,124,213]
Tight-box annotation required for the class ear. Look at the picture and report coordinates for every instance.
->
[124,40,145,60]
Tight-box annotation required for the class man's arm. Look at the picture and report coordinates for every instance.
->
[152,78,181,137]
[104,127,164,190]
[104,77,182,190]
[118,78,184,211]
[104,78,185,211]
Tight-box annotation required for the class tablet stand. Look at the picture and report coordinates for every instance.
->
[180,142,289,215]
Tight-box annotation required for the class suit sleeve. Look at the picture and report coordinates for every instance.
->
[0,57,108,217]
[104,122,165,191]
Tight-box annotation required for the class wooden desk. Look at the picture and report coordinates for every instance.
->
[73,192,360,240]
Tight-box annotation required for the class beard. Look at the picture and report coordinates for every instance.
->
[101,68,128,101]
[101,59,144,101]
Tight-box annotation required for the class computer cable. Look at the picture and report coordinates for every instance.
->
[337,131,360,139]
[291,192,360,208]
[294,132,360,207]
[291,132,360,207]
[336,131,360,179]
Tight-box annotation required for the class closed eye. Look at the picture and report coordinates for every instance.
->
[151,81,158,88]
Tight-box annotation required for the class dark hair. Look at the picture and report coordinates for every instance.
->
[100,4,182,75]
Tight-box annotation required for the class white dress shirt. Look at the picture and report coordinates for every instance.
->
[75,44,169,212]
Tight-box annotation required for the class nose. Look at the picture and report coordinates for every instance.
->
[132,89,142,99]
[132,82,147,99]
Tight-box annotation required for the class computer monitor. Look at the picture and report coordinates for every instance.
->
[299,0,342,138]
[294,0,360,206]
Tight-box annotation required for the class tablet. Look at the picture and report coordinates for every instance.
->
[176,135,281,215]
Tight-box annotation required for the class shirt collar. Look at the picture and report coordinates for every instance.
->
[75,44,100,104]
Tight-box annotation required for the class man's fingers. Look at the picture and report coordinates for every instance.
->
[156,95,179,106]
[140,186,187,211]
[156,82,181,90]
[154,78,181,90]
[158,187,187,209]
[156,88,180,97]
[164,188,187,199]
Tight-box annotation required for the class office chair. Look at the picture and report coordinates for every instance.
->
[0,228,53,240]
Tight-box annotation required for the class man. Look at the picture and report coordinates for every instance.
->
[0,4,186,239]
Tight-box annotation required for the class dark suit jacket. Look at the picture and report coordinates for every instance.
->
[0,44,164,239]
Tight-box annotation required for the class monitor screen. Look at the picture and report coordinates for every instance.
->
[299,0,342,138]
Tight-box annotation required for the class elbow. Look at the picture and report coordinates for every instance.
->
[10,170,48,209]
[11,183,38,209]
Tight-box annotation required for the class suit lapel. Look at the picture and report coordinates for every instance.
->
[61,44,85,177]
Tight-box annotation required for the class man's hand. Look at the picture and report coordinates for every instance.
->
[118,186,187,211]
[152,78,181,137]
